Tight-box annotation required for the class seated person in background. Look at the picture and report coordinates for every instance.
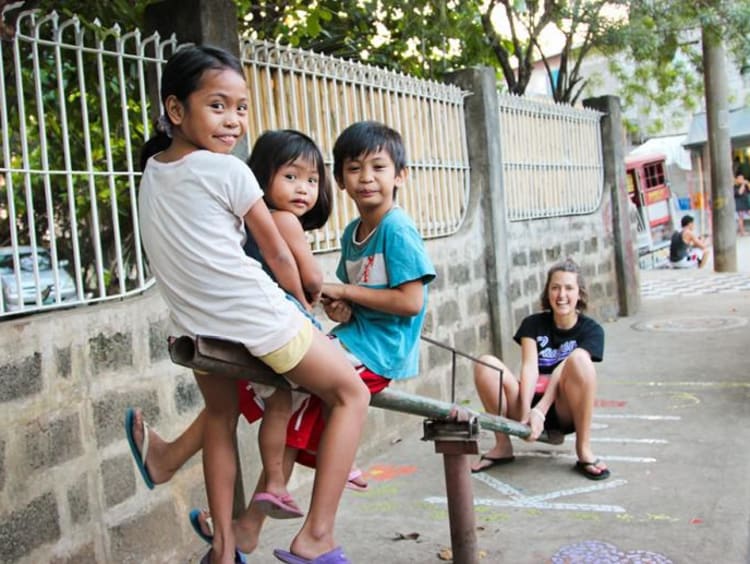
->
[669,214,710,269]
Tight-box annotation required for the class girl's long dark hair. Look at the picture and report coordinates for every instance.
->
[248,130,332,230]
[139,45,244,171]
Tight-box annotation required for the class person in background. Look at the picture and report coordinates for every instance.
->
[669,214,710,269]
[734,172,749,237]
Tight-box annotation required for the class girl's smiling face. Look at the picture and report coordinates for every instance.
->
[266,157,320,217]
[166,68,248,156]
[547,270,580,318]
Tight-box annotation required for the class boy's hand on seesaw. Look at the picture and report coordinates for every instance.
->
[321,283,353,322]
[322,298,352,323]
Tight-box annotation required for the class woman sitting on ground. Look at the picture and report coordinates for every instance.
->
[471,258,610,480]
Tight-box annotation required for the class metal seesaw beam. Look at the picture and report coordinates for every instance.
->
[168,334,533,439]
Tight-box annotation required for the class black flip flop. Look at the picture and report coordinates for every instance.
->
[471,454,515,473]
[574,459,611,481]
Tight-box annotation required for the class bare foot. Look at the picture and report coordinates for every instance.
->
[131,409,177,485]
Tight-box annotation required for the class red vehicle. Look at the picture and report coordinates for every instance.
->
[625,153,678,267]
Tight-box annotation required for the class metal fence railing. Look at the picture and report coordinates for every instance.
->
[0,10,180,317]
[0,11,471,318]
[242,40,471,252]
[498,94,604,221]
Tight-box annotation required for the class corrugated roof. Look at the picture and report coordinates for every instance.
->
[683,106,750,149]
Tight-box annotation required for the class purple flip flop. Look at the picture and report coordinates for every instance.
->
[273,546,350,564]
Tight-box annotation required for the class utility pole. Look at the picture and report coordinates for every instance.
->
[702,26,736,272]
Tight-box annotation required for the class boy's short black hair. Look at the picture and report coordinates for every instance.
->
[332,121,407,184]
[681,214,694,228]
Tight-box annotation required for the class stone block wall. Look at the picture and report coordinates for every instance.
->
[0,292,204,563]
[0,198,503,562]
[506,192,620,330]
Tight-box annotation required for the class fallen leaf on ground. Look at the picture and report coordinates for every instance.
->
[392,532,420,541]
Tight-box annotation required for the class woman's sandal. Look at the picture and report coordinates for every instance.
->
[574,458,611,481]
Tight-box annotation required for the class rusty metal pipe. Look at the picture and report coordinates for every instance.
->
[168,335,536,439]
[441,448,479,564]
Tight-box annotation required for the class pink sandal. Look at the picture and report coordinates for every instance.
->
[345,469,368,492]
[252,492,304,519]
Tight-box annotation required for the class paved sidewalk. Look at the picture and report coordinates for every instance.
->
[185,238,750,563]
[641,231,750,300]
[241,278,750,563]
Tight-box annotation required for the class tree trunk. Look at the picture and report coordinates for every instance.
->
[702,26,736,272]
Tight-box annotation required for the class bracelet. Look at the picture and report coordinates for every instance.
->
[530,407,546,421]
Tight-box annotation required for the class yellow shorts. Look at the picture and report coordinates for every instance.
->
[258,320,313,374]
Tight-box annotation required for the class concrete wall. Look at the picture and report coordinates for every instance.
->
[0,165,621,563]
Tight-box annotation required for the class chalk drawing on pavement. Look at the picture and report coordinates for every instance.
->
[551,540,673,563]
[594,414,681,420]
[425,472,627,513]
[364,464,417,482]
[520,451,656,464]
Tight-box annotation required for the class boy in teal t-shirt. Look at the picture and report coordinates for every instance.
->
[321,120,436,383]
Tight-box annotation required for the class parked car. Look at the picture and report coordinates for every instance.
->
[0,246,78,312]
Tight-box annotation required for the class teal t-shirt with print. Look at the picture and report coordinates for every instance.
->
[331,207,435,380]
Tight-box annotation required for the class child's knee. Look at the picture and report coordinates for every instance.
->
[330,375,370,411]
[562,350,596,384]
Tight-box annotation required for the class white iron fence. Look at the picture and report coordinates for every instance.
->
[498,94,604,221]
[241,40,471,252]
[1,11,604,319]
[0,10,180,316]
[0,11,471,318]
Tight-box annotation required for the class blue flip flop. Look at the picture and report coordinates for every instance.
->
[124,408,155,489]
[189,508,213,544]
[273,546,350,563]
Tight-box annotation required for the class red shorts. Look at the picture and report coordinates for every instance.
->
[535,375,550,394]
[237,367,390,468]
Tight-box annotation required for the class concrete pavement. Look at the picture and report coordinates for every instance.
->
[188,237,750,563]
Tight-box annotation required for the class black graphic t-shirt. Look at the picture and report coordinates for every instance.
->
[513,311,604,374]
